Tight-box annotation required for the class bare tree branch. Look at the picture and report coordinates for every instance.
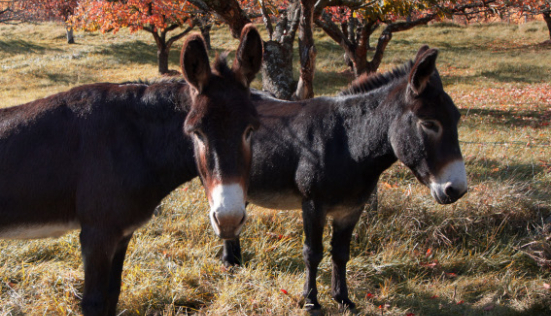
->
[166,22,196,48]
[259,0,274,41]
[188,0,250,38]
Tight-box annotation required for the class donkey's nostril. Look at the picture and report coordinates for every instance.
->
[444,184,456,198]
[213,213,221,226]
[239,214,246,226]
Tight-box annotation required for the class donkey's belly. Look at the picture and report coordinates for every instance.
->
[0,221,80,239]
[248,190,303,210]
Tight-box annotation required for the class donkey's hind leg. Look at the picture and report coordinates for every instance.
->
[301,199,326,313]
[80,226,123,316]
[222,238,242,266]
[330,208,362,313]
[106,233,133,316]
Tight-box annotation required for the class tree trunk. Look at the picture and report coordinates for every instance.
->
[364,21,379,51]
[364,30,392,74]
[350,21,376,76]
[147,23,195,75]
[262,40,295,100]
[157,44,169,75]
[66,26,75,44]
[351,54,368,76]
[543,11,551,41]
[200,24,212,50]
[294,0,317,100]
[189,0,250,39]
[197,0,303,99]
[258,0,301,100]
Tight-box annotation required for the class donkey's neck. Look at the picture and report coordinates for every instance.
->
[120,82,196,195]
[335,84,400,172]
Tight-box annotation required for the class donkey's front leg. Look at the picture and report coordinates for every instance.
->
[302,199,326,313]
[106,233,133,316]
[222,238,242,266]
[80,227,122,316]
[222,201,249,266]
[330,210,362,313]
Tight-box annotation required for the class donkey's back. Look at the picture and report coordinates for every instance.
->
[0,82,194,239]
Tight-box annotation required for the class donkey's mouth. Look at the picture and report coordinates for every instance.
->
[431,187,467,205]
[211,211,247,240]
[429,160,468,204]
[217,226,244,240]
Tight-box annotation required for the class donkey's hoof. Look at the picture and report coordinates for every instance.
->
[336,299,358,315]
[339,304,359,315]
[219,249,242,267]
[301,299,322,315]
[222,257,241,267]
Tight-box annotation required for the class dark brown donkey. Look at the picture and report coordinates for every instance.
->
[224,46,468,313]
[0,25,262,316]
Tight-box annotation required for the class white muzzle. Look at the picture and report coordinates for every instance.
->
[429,159,468,204]
[209,183,247,239]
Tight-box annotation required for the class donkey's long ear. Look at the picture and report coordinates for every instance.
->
[181,34,211,93]
[414,45,431,61]
[408,48,438,96]
[232,24,263,87]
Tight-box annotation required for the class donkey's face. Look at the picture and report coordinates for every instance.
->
[390,46,467,204]
[181,25,262,239]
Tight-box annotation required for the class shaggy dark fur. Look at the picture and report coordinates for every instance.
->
[226,46,467,313]
[0,25,263,316]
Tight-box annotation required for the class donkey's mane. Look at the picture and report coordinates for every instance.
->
[212,52,235,79]
[119,76,186,86]
[339,61,413,96]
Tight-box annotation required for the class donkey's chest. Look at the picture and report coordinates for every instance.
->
[248,190,303,210]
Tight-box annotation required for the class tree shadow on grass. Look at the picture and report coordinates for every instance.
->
[315,39,344,54]
[28,69,91,86]
[97,40,183,69]
[314,70,355,95]
[0,39,62,55]
[460,108,551,129]
[99,43,248,73]
[443,67,550,85]
[387,284,551,316]
[44,72,90,85]
[97,40,158,65]
[479,63,550,84]
[312,263,550,315]
[465,158,547,183]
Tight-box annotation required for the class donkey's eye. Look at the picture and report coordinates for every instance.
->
[421,120,440,134]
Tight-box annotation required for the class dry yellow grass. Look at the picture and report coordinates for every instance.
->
[1,21,550,315]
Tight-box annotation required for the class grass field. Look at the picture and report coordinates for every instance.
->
[1,21,550,316]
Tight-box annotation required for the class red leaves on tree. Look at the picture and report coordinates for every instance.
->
[73,0,194,34]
